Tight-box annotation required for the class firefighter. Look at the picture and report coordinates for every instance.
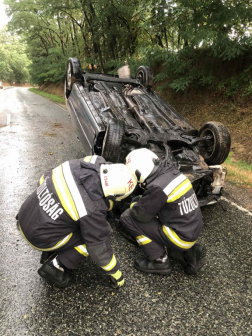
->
[16,155,137,288]
[120,148,206,275]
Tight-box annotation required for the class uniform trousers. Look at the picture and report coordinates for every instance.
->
[18,223,88,269]
[120,209,189,261]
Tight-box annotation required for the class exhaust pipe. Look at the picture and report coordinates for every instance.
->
[124,88,152,133]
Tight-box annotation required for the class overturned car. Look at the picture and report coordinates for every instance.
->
[65,58,231,207]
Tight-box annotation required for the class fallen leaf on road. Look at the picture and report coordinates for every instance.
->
[44,132,57,137]
[53,123,63,128]
[48,152,53,155]
[24,315,27,319]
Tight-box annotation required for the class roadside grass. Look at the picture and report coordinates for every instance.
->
[224,152,252,188]
[29,88,65,104]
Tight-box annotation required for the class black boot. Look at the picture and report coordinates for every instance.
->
[40,251,54,264]
[167,248,184,262]
[168,244,206,275]
[38,255,75,288]
[184,244,206,275]
[134,254,171,275]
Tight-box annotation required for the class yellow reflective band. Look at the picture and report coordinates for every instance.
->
[130,202,137,210]
[52,164,79,221]
[110,270,122,280]
[74,244,89,257]
[162,226,196,249]
[83,156,92,162]
[39,175,44,185]
[117,279,125,287]
[108,200,114,211]
[136,235,152,246]
[18,223,73,251]
[167,179,192,203]
[101,254,117,271]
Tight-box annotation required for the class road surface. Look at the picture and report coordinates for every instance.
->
[0,88,251,335]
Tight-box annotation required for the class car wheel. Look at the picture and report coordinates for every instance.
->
[66,58,82,94]
[102,118,125,163]
[199,121,231,165]
[136,66,153,88]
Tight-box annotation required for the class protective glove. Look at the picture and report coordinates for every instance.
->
[109,270,125,288]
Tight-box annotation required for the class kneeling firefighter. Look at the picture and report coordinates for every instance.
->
[120,148,206,275]
[16,155,137,288]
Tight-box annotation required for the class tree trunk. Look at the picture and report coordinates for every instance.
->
[57,16,65,55]
[164,28,168,50]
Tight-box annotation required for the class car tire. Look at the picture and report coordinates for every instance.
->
[136,66,153,88]
[66,58,82,95]
[199,121,231,165]
[102,118,125,163]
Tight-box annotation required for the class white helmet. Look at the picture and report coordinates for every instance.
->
[100,164,137,201]
[125,148,158,183]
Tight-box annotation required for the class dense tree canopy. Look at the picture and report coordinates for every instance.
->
[0,29,30,83]
[3,0,252,94]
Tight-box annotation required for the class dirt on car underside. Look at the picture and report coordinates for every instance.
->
[84,81,195,136]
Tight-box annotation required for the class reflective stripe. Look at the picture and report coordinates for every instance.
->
[108,200,114,211]
[52,165,78,220]
[18,223,73,251]
[54,234,73,249]
[90,155,97,163]
[101,255,117,271]
[167,179,192,203]
[62,161,87,218]
[110,270,122,280]
[163,226,196,249]
[136,235,152,246]
[163,175,187,196]
[84,156,92,162]
[39,175,44,185]
[75,244,89,257]
[130,202,137,209]
[117,279,125,287]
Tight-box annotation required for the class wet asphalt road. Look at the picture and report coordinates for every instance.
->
[0,88,251,336]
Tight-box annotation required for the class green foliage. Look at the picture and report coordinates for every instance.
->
[2,0,252,96]
[217,65,252,98]
[29,48,69,85]
[0,29,30,83]
[211,37,249,61]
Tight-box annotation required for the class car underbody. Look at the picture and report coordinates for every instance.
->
[65,59,231,207]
